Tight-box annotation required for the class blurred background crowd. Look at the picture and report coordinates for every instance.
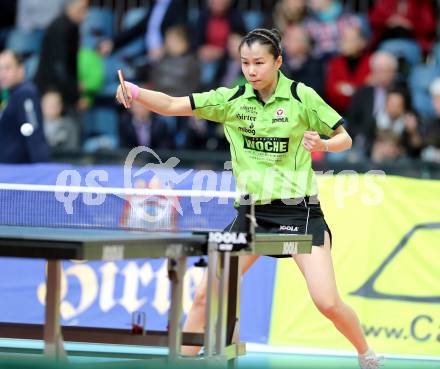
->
[1,0,440,176]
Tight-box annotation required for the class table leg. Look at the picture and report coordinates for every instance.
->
[227,256,241,344]
[167,256,187,361]
[204,243,219,356]
[43,260,66,359]
[216,251,231,356]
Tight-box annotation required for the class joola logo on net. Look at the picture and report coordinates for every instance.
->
[243,136,289,153]
[238,123,255,135]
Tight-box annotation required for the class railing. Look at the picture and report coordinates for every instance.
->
[52,149,440,179]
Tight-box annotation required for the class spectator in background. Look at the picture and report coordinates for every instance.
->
[119,98,182,150]
[41,90,79,150]
[0,50,50,163]
[34,0,89,114]
[370,87,422,162]
[421,78,440,163]
[151,25,199,97]
[98,0,186,61]
[324,24,371,114]
[281,24,324,96]
[188,30,244,151]
[194,0,246,64]
[151,25,200,149]
[369,0,436,54]
[16,0,64,33]
[305,0,364,59]
[211,31,247,89]
[346,51,398,150]
[271,0,309,32]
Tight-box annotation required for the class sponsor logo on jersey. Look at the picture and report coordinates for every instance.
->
[238,122,255,135]
[272,108,289,123]
[243,135,289,153]
[240,105,257,114]
[276,108,285,116]
[236,113,256,122]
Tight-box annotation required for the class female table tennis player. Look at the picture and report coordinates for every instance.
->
[116,28,384,369]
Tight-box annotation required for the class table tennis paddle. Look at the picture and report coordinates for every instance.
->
[117,69,130,108]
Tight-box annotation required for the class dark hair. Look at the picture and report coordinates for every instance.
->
[387,84,411,110]
[166,24,189,41]
[0,50,25,66]
[239,28,282,59]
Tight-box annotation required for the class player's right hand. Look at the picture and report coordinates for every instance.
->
[116,82,133,109]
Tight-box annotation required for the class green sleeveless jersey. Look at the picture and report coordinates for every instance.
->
[189,72,343,203]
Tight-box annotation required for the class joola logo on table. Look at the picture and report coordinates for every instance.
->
[236,113,256,122]
[243,136,289,153]
[208,232,247,244]
[208,232,248,251]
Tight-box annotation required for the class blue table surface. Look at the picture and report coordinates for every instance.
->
[0,225,203,243]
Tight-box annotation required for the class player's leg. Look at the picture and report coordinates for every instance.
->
[181,255,259,355]
[292,232,383,368]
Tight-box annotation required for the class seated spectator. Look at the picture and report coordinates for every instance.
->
[305,0,364,59]
[119,101,157,149]
[421,78,440,163]
[151,25,199,97]
[0,50,50,163]
[193,0,246,64]
[210,31,246,89]
[271,0,309,32]
[78,48,104,108]
[324,24,371,113]
[281,24,324,96]
[150,25,200,149]
[369,0,436,54]
[98,0,186,61]
[346,51,398,149]
[371,87,422,162]
[41,90,79,150]
[370,130,402,163]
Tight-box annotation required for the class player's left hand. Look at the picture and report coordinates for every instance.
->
[303,131,325,152]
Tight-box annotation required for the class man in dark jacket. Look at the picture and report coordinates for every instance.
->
[346,51,398,149]
[34,0,88,112]
[0,50,50,163]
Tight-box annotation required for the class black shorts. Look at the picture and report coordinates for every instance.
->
[225,197,332,258]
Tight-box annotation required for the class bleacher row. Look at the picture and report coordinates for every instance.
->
[2,0,440,167]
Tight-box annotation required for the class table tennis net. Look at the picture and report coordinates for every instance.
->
[0,184,246,232]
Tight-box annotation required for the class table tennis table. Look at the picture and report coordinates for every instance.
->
[0,225,312,364]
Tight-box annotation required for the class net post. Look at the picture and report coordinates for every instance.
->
[237,194,254,249]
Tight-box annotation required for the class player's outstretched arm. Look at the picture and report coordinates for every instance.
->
[116,82,193,117]
[303,125,352,153]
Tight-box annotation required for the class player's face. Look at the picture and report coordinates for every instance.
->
[240,43,282,92]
